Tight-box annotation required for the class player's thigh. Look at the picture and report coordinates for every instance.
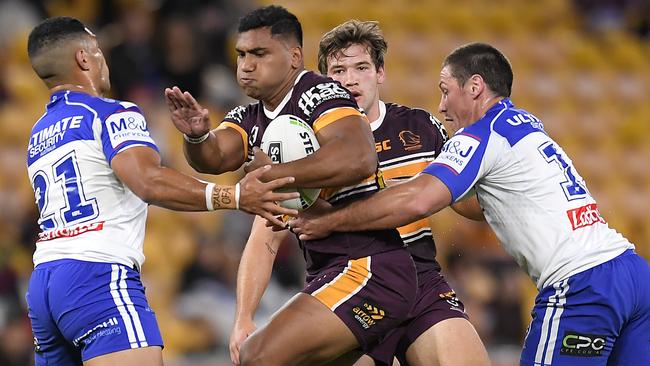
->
[84,346,162,366]
[608,253,650,365]
[28,265,83,366]
[405,318,489,366]
[239,293,360,366]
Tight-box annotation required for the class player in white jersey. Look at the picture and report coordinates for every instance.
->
[289,42,650,365]
[25,16,298,366]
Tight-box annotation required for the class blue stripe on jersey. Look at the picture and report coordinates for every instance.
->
[27,91,159,167]
[27,92,96,166]
[492,99,546,147]
[423,129,489,202]
[422,98,546,202]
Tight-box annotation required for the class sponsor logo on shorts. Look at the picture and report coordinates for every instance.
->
[73,317,121,347]
[560,331,607,357]
[567,203,606,230]
[34,336,41,353]
[439,291,465,313]
[350,299,386,330]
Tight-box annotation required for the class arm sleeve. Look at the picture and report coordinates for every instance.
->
[422,131,489,203]
[100,102,159,164]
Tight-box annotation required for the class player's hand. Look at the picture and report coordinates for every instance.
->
[239,165,299,226]
[164,86,211,137]
[244,147,273,175]
[287,199,334,240]
[265,216,291,232]
[229,318,257,365]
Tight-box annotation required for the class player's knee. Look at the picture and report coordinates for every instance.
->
[239,336,275,366]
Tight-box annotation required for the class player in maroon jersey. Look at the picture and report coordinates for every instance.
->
[316,20,490,366]
[166,6,419,366]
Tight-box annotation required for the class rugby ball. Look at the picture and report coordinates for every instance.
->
[260,115,321,211]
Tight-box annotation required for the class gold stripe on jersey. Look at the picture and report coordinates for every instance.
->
[397,219,432,244]
[319,171,384,203]
[218,122,249,160]
[313,107,364,134]
[312,256,371,311]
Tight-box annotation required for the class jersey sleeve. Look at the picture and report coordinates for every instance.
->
[220,104,250,159]
[421,129,489,203]
[100,102,159,164]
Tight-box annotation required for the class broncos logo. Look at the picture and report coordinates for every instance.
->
[399,130,422,151]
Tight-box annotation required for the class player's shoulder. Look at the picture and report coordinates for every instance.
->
[293,71,353,118]
[385,102,448,139]
[223,102,259,125]
[67,92,141,117]
[385,102,432,121]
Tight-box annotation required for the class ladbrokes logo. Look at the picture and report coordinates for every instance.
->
[567,204,606,230]
[350,299,386,330]
[560,331,607,357]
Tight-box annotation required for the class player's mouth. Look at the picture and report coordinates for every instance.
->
[239,78,255,85]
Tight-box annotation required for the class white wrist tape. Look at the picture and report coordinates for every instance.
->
[235,183,241,210]
[205,183,216,211]
[184,132,210,144]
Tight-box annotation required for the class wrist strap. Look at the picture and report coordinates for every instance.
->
[184,132,210,144]
[235,183,241,210]
[205,183,216,211]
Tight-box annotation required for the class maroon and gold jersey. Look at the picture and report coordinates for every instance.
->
[221,71,403,275]
[372,102,449,271]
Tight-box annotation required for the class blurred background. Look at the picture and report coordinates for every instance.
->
[0,0,648,365]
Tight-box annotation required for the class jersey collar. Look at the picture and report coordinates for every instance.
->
[369,101,386,132]
[263,70,308,120]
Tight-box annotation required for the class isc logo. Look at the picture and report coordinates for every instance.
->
[375,139,391,153]
[268,142,282,163]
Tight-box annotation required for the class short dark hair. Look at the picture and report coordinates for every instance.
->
[318,20,387,75]
[27,16,90,58]
[238,5,303,46]
[443,42,513,98]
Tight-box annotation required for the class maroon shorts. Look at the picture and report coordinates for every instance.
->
[367,269,469,365]
[302,248,417,351]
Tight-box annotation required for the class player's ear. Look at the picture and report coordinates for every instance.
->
[376,65,386,85]
[75,48,90,71]
[468,74,484,99]
[290,46,303,69]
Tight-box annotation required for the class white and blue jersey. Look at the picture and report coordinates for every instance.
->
[26,90,164,364]
[423,98,633,289]
[423,98,649,365]
[27,90,159,269]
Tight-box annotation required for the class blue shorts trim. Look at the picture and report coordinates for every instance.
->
[520,250,650,366]
[27,259,163,364]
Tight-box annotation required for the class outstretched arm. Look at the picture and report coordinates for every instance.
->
[289,174,452,240]
[230,216,290,365]
[165,87,246,174]
[111,146,298,224]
